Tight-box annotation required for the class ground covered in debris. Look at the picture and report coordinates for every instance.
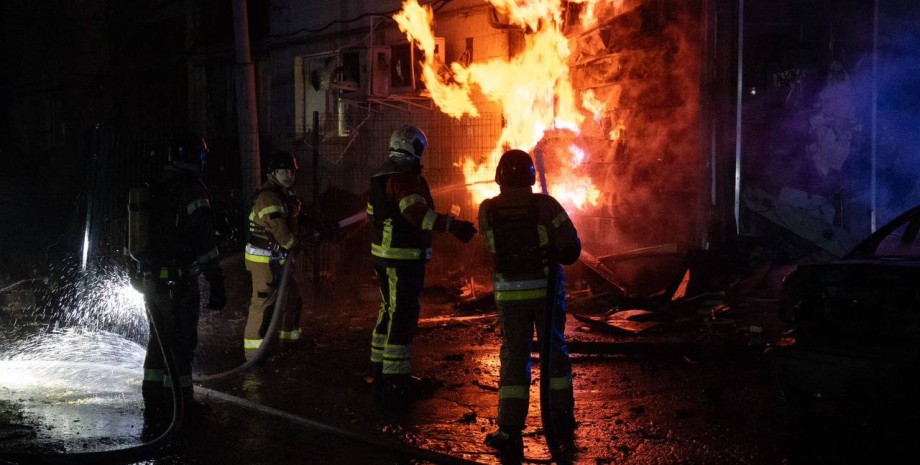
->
[1,252,918,464]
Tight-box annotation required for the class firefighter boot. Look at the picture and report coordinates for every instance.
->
[553,416,578,463]
[376,374,410,409]
[141,383,172,440]
[484,426,524,465]
[181,388,211,429]
[371,363,384,402]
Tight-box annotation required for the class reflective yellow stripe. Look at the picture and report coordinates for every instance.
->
[499,385,529,399]
[387,267,398,321]
[495,288,548,301]
[371,244,429,260]
[245,252,272,263]
[538,225,549,247]
[421,210,437,230]
[366,203,374,215]
[384,343,410,358]
[371,333,387,363]
[494,279,547,291]
[279,330,301,340]
[382,342,411,375]
[187,198,210,215]
[258,205,285,218]
[399,194,425,213]
[382,219,394,249]
[244,338,263,349]
[144,369,164,382]
[158,267,186,279]
[197,247,219,263]
[552,211,569,228]
[550,375,572,390]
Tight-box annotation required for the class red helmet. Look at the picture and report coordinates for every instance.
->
[495,149,536,188]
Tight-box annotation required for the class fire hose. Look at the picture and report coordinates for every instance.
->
[193,254,292,382]
[534,148,569,465]
[0,255,486,465]
[188,252,487,465]
[540,263,569,465]
[196,207,368,382]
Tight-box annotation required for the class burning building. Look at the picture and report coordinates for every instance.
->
[201,0,717,290]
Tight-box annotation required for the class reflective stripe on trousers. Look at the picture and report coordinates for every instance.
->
[370,261,425,375]
[244,257,301,361]
[143,278,200,392]
[494,283,573,428]
[493,278,548,302]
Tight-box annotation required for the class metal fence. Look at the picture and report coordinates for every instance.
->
[84,110,503,286]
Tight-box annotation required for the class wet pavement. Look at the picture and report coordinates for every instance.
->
[1,253,917,464]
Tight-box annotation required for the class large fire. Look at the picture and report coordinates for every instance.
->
[393,0,616,210]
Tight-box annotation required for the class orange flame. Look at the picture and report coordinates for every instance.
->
[394,0,614,212]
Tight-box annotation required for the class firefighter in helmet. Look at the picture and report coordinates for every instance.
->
[478,149,582,464]
[243,150,305,361]
[367,125,477,406]
[140,131,226,432]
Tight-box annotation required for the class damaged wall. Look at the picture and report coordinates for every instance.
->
[567,0,706,254]
[740,0,920,254]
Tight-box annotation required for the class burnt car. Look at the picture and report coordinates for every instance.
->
[774,204,920,400]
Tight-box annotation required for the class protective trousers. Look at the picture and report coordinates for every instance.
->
[142,278,200,415]
[496,282,574,429]
[370,261,425,378]
[244,258,302,360]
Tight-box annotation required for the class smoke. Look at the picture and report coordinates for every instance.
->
[569,1,704,252]
[744,3,920,235]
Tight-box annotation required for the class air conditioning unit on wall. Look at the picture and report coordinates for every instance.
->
[366,46,391,98]
[389,37,446,94]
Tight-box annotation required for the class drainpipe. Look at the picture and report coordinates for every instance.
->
[870,0,879,232]
[232,0,262,202]
[733,0,744,234]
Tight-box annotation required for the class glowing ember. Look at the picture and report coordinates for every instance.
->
[395,0,612,211]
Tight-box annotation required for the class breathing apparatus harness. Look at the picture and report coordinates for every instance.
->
[246,181,297,255]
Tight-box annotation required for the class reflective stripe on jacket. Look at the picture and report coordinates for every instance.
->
[248,177,297,253]
[368,162,447,263]
[478,187,581,301]
[145,164,220,275]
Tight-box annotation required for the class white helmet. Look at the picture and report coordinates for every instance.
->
[388,125,428,160]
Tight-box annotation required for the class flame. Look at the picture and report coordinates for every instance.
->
[395,0,616,212]
[393,2,478,117]
[581,89,606,122]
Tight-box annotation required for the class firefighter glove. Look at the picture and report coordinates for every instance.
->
[206,279,227,311]
[448,219,477,243]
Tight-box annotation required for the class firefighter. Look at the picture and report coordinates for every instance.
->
[243,150,305,361]
[367,125,477,406]
[139,131,226,430]
[478,149,582,464]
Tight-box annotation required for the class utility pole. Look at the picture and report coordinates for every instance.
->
[232,0,261,202]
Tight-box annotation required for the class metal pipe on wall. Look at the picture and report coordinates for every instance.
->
[733,0,745,234]
[871,0,879,232]
[232,0,262,202]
